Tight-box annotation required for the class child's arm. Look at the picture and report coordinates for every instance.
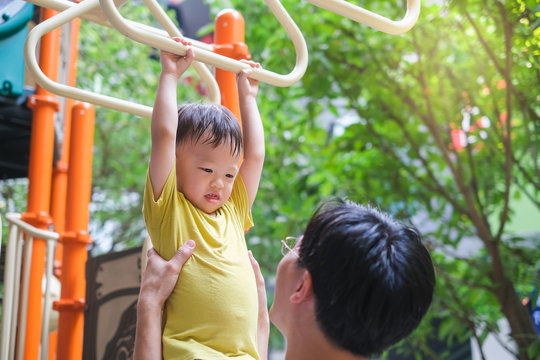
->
[149,37,194,200]
[237,62,265,209]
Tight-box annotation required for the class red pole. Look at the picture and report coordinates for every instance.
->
[214,9,251,119]
[54,102,95,360]
[22,7,60,360]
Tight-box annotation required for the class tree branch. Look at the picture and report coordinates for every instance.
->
[464,10,505,77]
[410,33,494,245]
[494,0,515,242]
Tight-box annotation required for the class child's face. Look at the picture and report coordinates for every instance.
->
[176,139,241,215]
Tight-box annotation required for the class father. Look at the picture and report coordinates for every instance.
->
[134,199,436,360]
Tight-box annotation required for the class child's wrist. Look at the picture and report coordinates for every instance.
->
[239,93,257,103]
[160,71,181,81]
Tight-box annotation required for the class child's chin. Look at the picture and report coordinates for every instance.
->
[203,205,220,215]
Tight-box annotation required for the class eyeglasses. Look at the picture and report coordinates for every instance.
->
[280,236,298,256]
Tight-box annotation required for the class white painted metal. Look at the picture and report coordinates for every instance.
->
[40,239,57,360]
[24,0,419,116]
[23,0,213,51]
[9,232,24,360]
[0,214,60,360]
[25,0,154,117]
[140,0,220,104]
[24,0,220,119]
[305,0,421,35]
[17,236,33,360]
[99,0,309,87]
[0,221,18,360]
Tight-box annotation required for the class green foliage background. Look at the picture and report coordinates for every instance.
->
[1,0,539,358]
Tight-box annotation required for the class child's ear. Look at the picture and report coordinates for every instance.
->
[289,270,313,304]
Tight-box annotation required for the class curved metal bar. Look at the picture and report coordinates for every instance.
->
[24,0,219,118]
[100,0,309,87]
[25,0,154,117]
[1,214,59,360]
[305,0,421,35]
[24,0,220,102]
[4,213,59,240]
[24,0,214,51]
[24,0,420,115]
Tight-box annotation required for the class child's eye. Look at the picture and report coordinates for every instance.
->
[200,168,212,173]
[225,174,234,179]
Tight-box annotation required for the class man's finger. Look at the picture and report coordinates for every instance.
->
[170,240,196,268]
[248,251,265,286]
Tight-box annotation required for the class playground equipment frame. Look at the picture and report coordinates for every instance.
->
[0,213,59,360]
[2,0,422,358]
[24,0,420,118]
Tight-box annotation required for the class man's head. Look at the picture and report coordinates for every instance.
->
[175,103,243,214]
[271,200,435,357]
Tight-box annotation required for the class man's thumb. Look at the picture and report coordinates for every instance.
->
[172,240,196,267]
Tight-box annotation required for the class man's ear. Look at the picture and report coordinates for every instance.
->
[290,270,313,304]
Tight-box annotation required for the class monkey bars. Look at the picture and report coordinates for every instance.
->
[305,0,420,35]
[24,0,420,118]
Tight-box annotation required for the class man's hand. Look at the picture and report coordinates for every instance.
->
[160,37,195,79]
[138,241,196,310]
[134,241,196,360]
[249,250,269,360]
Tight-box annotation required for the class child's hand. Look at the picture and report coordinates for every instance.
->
[237,60,261,98]
[160,37,194,78]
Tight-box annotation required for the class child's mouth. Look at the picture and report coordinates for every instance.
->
[205,193,220,203]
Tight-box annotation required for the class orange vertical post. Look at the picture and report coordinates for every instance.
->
[214,9,251,119]
[22,7,61,360]
[54,102,95,360]
[49,18,82,359]
[50,17,82,276]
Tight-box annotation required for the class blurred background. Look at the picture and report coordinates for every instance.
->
[0,0,538,358]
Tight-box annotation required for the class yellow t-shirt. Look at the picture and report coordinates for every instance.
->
[142,164,259,360]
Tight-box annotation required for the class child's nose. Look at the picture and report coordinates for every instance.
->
[211,177,223,189]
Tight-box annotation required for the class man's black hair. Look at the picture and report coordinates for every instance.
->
[176,103,242,157]
[298,199,435,357]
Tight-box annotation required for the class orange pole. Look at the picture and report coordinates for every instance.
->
[48,18,82,359]
[22,7,61,360]
[50,18,82,277]
[54,102,95,360]
[214,9,251,119]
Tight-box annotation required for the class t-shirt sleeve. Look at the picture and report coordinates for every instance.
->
[229,174,254,232]
[142,164,177,243]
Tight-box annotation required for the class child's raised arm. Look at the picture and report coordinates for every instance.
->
[149,37,194,200]
[237,62,265,210]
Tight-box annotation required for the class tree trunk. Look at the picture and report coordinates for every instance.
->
[490,259,538,359]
